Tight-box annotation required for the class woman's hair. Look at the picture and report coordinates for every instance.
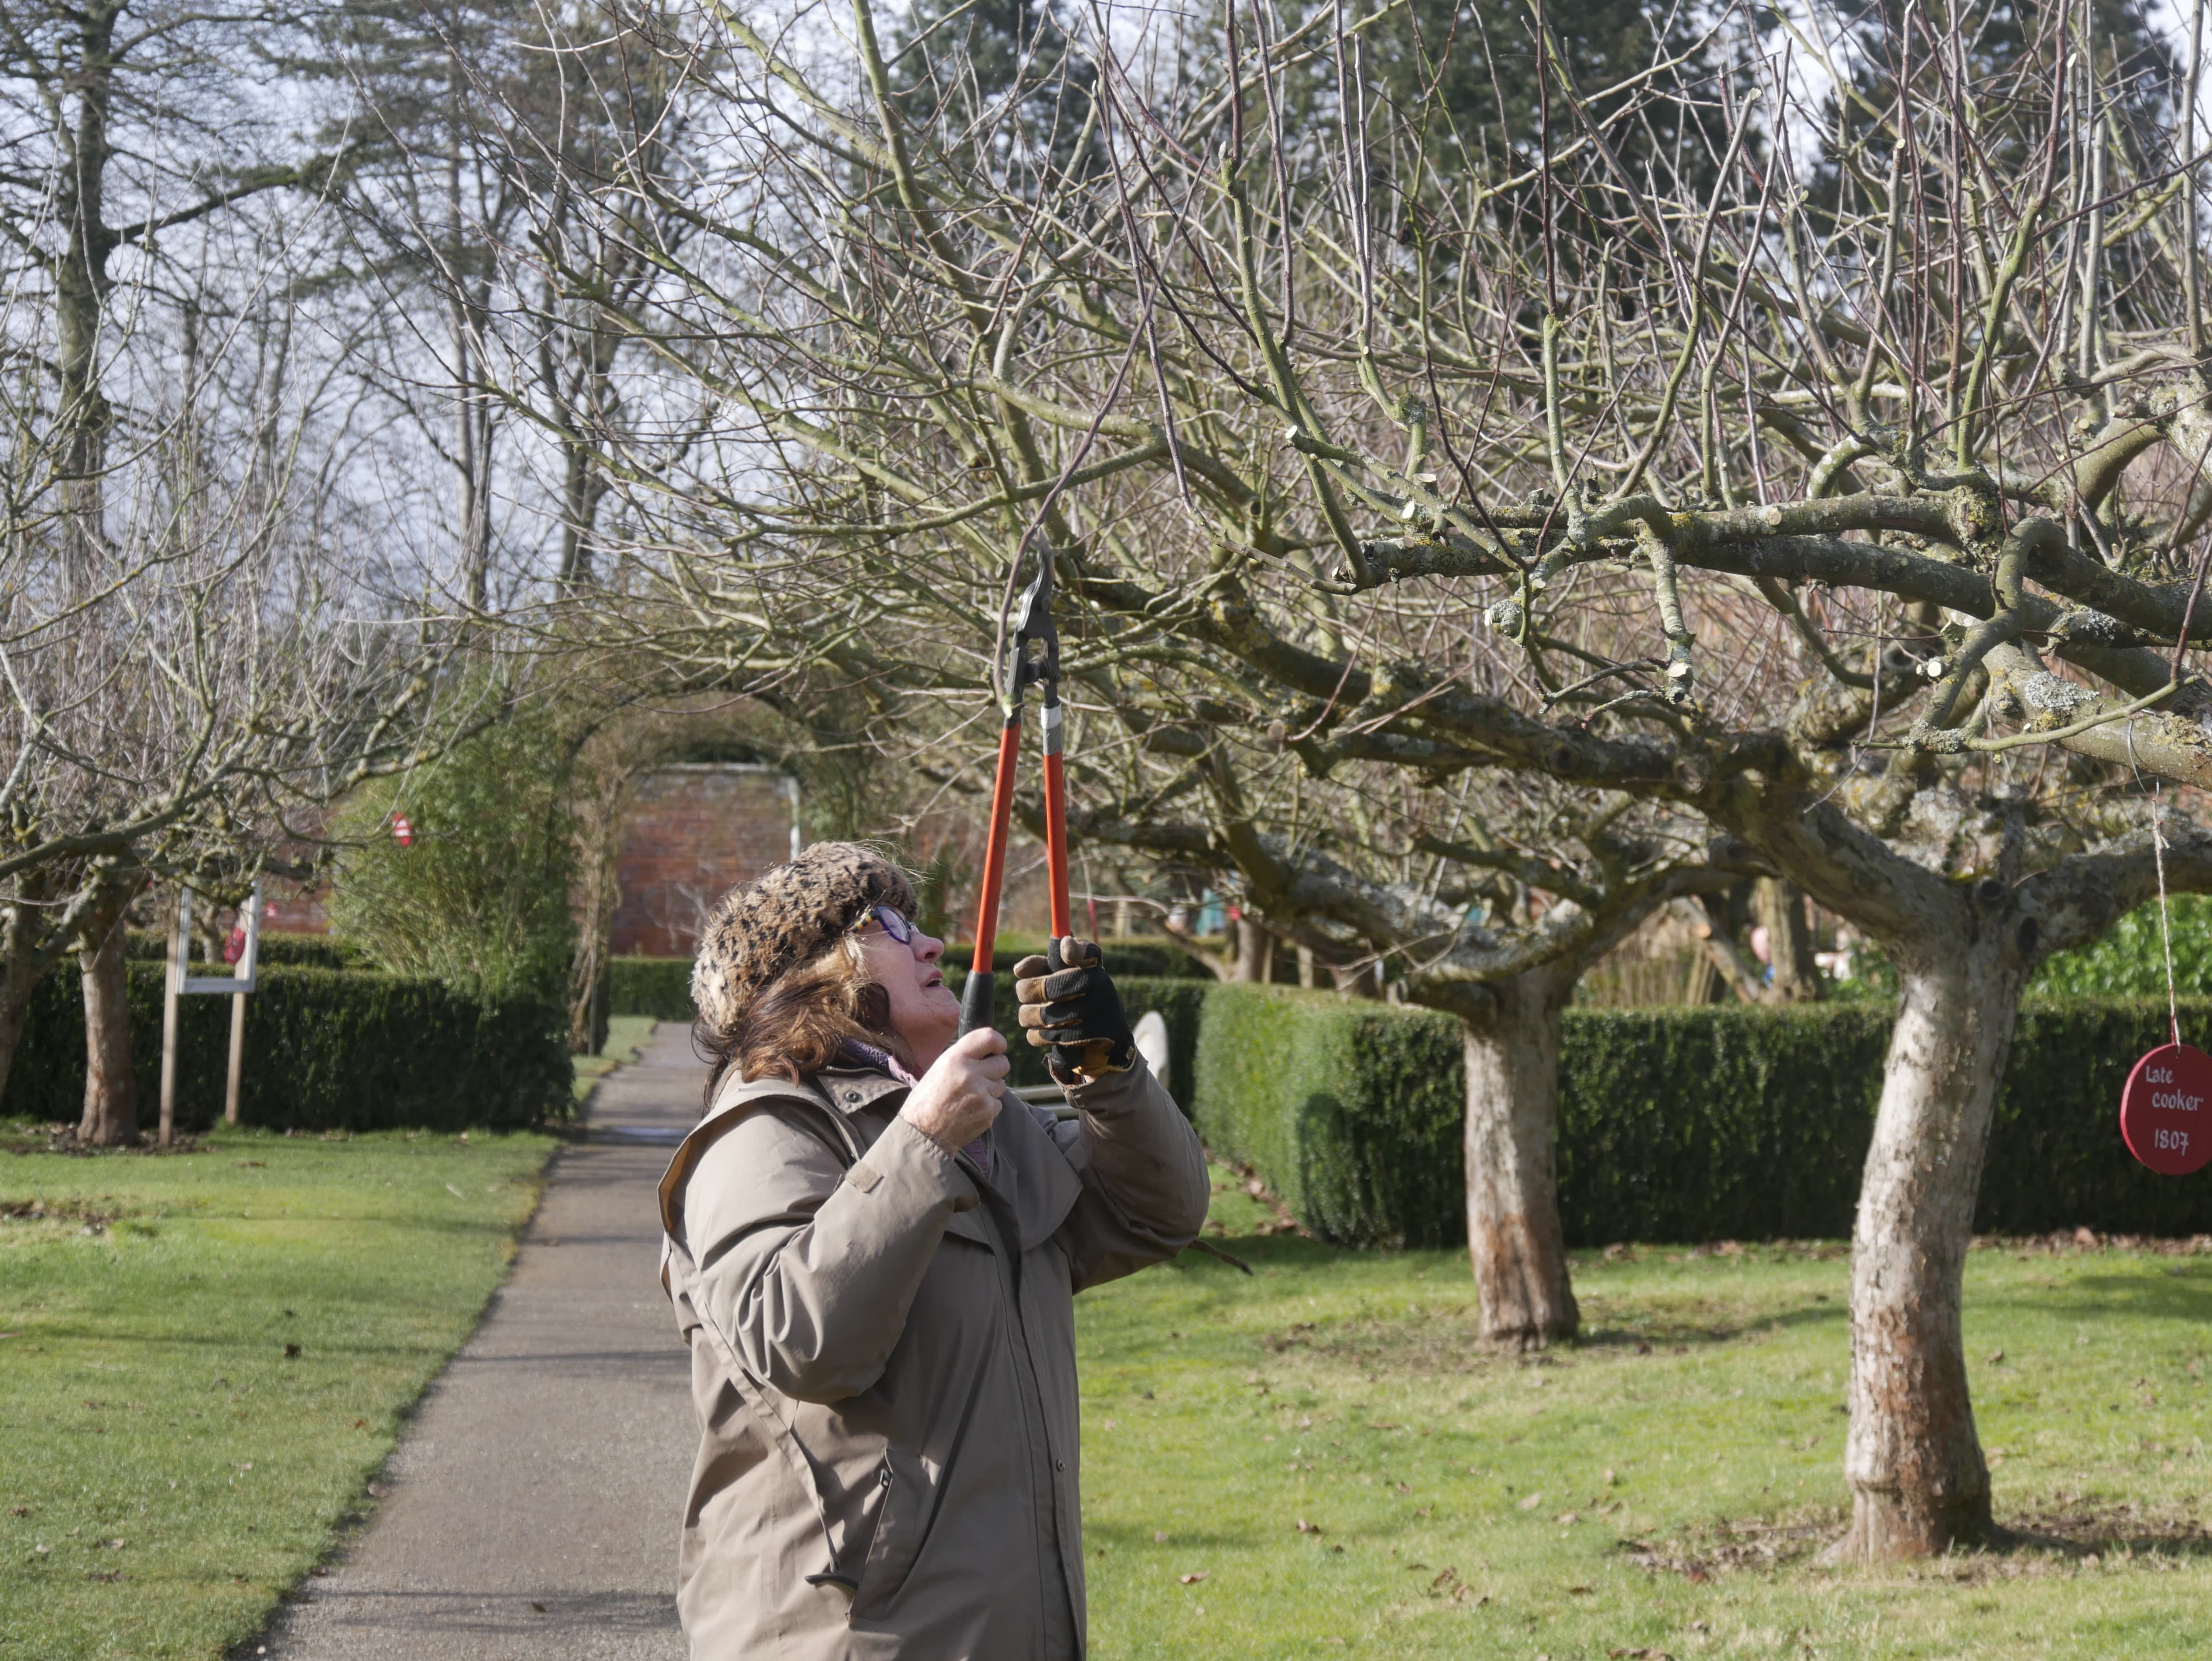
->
[698,933,899,1101]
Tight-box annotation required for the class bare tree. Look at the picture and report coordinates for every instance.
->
[474,0,2212,1561]
[0,5,493,1138]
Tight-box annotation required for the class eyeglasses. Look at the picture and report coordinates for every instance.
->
[861,904,915,945]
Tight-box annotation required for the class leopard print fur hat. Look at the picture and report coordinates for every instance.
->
[691,842,919,1039]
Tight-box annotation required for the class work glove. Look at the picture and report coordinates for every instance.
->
[1013,937,1136,1086]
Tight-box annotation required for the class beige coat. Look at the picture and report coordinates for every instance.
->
[658,1054,1209,1660]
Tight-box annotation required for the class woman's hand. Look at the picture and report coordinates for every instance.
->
[1014,938,1136,1084]
[898,1026,1010,1154]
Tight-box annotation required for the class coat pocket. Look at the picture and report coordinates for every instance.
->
[849,1446,935,1617]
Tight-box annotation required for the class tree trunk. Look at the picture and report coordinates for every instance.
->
[56,1,120,588]
[566,804,622,1055]
[1829,947,2022,1562]
[0,946,41,1108]
[1757,878,1820,1003]
[0,873,104,1109]
[1696,892,1767,1002]
[1229,916,1274,983]
[1462,963,1579,1347]
[1332,960,1383,999]
[77,885,138,1146]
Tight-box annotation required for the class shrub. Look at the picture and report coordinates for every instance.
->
[607,938,1209,1035]
[1188,987,2212,1247]
[609,956,697,1022]
[1978,999,2212,1236]
[961,936,1211,979]
[124,930,360,970]
[937,970,1206,1093]
[1555,1005,1893,1242]
[2032,896,2212,997]
[5,966,569,1133]
[1190,986,1461,1247]
[328,715,577,1001]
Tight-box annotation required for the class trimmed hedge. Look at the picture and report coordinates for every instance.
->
[124,930,362,970]
[606,937,1212,1026]
[978,936,1211,979]
[607,938,1210,1025]
[610,956,697,1022]
[6,965,570,1133]
[1191,985,1462,1247]
[1186,987,2212,1248]
[1555,1004,1895,1246]
[579,964,2212,1242]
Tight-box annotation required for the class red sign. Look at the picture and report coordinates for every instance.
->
[2120,1043,2212,1175]
[391,814,414,847]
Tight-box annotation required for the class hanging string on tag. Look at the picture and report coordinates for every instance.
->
[2153,783,2180,1049]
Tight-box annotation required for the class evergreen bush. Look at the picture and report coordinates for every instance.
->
[1187,987,2212,1247]
[609,956,697,1022]
[974,936,1211,979]
[2031,896,2212,997]
[328,714,577,1001]
[4,965,569,1133]
[124,930,360,970]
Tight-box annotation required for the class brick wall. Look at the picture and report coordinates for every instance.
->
[611,766,797,957]
[261,879,329,935]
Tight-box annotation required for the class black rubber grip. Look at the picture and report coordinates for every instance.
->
[958,969,995,1037]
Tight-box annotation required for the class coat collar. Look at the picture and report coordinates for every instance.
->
[813,1063,911,1117]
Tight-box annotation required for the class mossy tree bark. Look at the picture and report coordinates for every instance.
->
[76,880,139,1145]
[1827,941,2024,1560]
[1460,962,1580,1347]
[1228,917,1275,983]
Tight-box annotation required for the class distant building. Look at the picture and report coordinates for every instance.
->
[610,765,800,957]
[262,878,329,935]
[258,763,800,958]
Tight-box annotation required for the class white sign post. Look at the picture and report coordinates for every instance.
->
[159,881,263,1141]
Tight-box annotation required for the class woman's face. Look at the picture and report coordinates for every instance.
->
[857,909,960,1072]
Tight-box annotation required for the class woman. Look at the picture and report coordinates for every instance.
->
[658,843,1209,1658]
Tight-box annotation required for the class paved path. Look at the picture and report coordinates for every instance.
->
[257,1025,705,1661]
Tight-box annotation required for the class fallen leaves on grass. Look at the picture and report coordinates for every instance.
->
[1178,1570,1209,1584]
[1,1198,127,1230]
[1994,1498,2212,1569]
[1619,1510,1838,1582]
[1422,1565,1487,1605]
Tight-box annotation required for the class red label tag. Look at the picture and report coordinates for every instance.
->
[2120,1043,2212,1175]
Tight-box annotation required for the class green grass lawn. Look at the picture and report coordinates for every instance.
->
[1079,1171,2212,1660]
[12,1084,2212,1661]
[0,1120,557,1661]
